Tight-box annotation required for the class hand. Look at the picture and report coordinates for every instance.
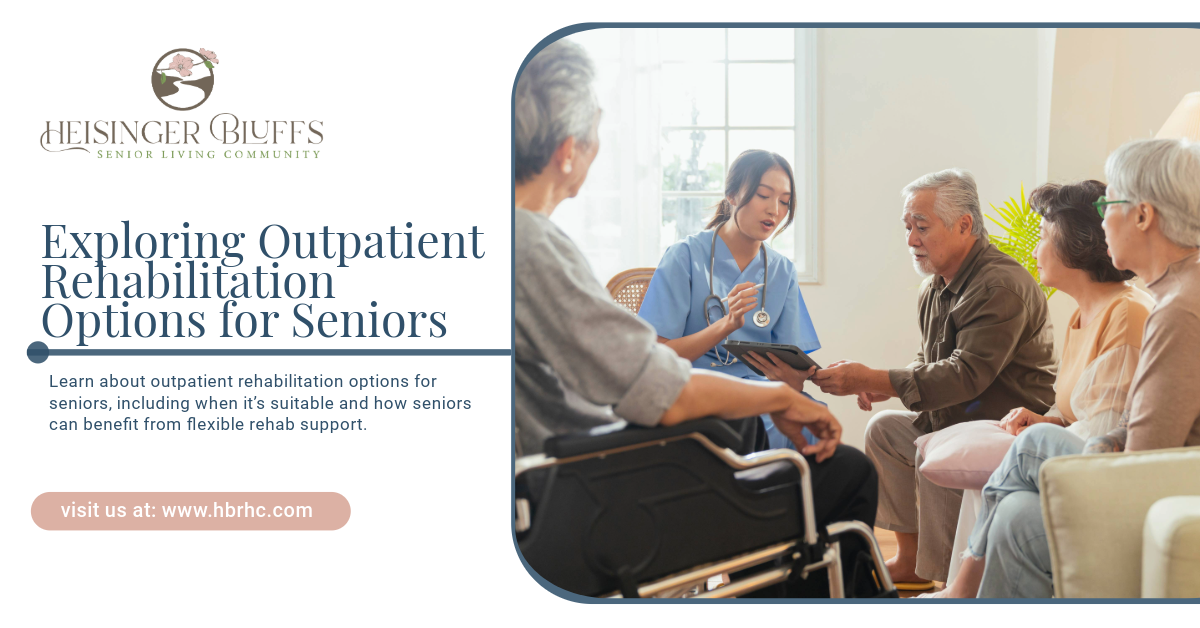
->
[856,391,890,411]
[998,407,1046,436]
[742,351,815,393]
[769,392,842,463]
[1084,427,1128,455]
[810,360,869,396]
[720,281,759,333]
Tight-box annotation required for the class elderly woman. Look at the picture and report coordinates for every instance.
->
[999,180,1155,440]
[939,138,1200,599]
[513,39,883,597]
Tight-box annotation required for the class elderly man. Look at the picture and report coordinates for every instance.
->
[811,169,1057,587]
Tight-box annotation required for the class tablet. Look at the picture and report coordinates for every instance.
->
[720,340,822,376]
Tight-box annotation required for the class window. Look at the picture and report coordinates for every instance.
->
[553,28,818,286]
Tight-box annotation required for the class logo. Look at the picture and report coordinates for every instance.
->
[151,48,219,111]
[41,46,325,160]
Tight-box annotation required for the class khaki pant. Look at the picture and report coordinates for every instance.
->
[865,410,962,582]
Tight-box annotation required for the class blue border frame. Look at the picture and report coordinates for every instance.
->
[509,22,1200,604]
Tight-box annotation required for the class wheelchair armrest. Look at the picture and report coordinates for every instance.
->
[544,418,743,459]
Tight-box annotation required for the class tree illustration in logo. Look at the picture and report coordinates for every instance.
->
[151,48,220,111]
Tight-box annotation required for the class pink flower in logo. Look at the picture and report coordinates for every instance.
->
[171,54,194,77]
[199,48,219,64]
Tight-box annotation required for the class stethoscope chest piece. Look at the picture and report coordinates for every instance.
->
[705,225,773,365]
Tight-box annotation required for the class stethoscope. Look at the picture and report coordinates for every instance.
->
[703,226,770,366]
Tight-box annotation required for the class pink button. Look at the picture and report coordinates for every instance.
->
[32,492,350,530]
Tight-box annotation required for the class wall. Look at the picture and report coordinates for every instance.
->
[1109,29,1200,146]
[806,28,1042,448]
[1048,28,1200,183]
[1042,27,1200,384]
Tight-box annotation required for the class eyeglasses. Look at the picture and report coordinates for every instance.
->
[1094,196,1131,218]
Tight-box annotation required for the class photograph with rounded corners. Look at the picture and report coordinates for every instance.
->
[512,24,1200,602]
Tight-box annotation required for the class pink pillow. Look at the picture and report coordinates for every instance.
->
[914,420,1015,490]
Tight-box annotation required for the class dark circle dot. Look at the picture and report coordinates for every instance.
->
[183,222,190,228]
[27,341,49,364]
[202,262,209,268]
[122,301,129,307]
[175,262,182,268]
[272,262,279,268]
[371,301,377,307]
[406,222,413,228]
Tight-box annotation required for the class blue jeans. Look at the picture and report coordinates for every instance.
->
[761,391,822,449]
[967,423,1084,598]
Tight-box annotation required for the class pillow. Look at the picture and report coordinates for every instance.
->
[914,420,1015,490]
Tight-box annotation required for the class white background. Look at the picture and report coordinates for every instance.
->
[0,1,1193,626]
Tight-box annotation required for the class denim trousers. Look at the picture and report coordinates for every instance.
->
[966,423,1085,598]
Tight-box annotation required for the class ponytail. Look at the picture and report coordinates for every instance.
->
[705,198,734,230]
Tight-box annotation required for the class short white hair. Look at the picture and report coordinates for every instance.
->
[1105,138,1200,248]
[901,168,987,237]
[514,39,599,184]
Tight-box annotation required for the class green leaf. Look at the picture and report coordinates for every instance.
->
[991,202,1015,223]
[204,60,213,69]
[160,72,166,84]
[988,182,1053,300]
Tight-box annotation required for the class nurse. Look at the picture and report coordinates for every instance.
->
[640,149,823,450]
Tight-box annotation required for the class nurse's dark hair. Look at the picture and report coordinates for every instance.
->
[1030,180,1136,283]
[706,150,796,239]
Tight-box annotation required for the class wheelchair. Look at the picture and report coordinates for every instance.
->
[515,419,898,599]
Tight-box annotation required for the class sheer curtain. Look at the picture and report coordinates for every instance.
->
[552,29,663,286]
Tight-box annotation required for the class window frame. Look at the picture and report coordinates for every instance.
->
[658,28,820,283]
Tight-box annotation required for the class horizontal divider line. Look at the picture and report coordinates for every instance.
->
[44,349,512,357]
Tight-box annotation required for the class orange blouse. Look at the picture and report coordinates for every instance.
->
[1053,285,1155,440]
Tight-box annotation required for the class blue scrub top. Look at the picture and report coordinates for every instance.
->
[638,230,820,379]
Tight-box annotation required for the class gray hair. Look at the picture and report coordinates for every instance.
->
[1105,138,1200,248]
[514,39,599,184]
[901,168,987,237]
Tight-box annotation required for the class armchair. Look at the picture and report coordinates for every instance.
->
[1039,446,1200,598]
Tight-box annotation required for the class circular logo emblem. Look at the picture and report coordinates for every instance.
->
[151,48,218,111]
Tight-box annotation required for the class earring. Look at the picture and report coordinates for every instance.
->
[563,161,573,174]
